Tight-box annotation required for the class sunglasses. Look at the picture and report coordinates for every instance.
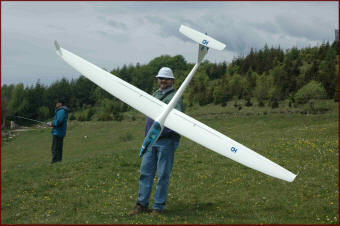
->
[158,77,172,81]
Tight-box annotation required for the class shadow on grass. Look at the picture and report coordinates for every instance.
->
[165,201,233,217]
[163,200,284,223]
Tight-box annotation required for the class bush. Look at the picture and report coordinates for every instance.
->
[113,111,124,121]
[271,98,279,109]
[295,81,327,104]
[96,112,113,121]
[245,96,253,107]
[37,106,50,119]
[258,100,265,107]
[77,108,95,121]
[69,114,76,121]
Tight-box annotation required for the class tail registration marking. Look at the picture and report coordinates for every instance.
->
[202,39,209,45]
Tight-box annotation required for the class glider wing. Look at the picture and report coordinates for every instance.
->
[55,41,165,121]
[164,109,296,182]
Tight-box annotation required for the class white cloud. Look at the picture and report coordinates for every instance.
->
[1,1,338,86]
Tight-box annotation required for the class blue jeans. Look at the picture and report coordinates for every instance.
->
[137,138,179,211]
[51,135,64,163]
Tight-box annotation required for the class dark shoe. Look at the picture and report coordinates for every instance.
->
[151,209,162,216]
[128,203,149,216]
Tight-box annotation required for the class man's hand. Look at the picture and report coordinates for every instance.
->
[47,122,52,127]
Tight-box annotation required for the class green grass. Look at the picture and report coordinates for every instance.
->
[1,101,338,224]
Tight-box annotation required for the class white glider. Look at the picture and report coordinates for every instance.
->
[55,25,296,182]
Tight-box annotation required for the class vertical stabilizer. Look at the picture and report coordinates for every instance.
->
[54,41,62,56]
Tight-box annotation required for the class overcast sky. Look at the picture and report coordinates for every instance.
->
[1,1,338,86]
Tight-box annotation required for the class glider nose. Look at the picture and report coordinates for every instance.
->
[139,121,163,157]
[139,146,147,158]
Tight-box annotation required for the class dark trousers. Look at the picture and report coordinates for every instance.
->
[51,135,64,163]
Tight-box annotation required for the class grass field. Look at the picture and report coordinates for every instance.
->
[1,101,338,224]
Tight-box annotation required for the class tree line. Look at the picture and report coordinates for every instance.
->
[2,41,338,126]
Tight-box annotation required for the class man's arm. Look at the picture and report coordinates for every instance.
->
[52,110,65,127]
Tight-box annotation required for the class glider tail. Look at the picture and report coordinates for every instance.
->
[179,25,226,51]
[54,40,62,56]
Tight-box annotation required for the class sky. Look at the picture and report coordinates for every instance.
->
[1,1,338,86]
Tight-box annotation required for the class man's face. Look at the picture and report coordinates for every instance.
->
[56,102,62,109]
[157,77,174,90]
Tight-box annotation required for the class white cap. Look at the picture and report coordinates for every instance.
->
[155,67,175,79]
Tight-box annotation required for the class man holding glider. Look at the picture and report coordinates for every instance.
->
[55,25,296,218]
[129,67,184,216]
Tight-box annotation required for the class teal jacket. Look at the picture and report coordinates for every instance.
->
[152,88,184,112]
[51,106,69,137]
[145,87,184,140]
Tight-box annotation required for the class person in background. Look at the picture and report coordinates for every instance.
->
[48,101,69,164]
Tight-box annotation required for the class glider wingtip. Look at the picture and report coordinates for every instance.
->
[287,173,297,182]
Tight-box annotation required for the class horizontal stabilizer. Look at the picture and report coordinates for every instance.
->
[179,25,226,50]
